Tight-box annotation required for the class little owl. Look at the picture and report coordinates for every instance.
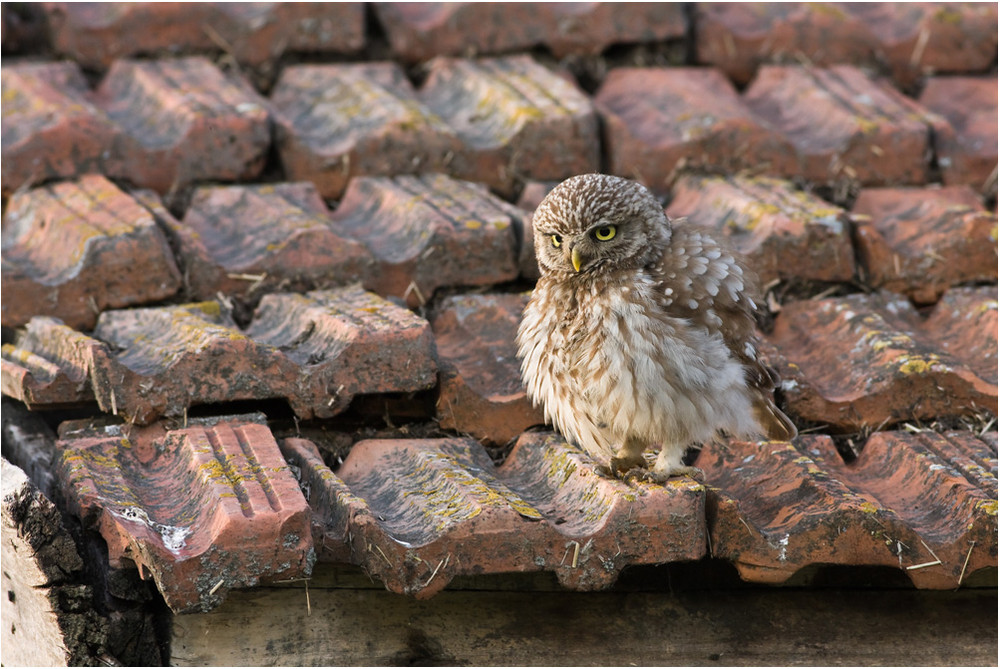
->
[517,173,796,482]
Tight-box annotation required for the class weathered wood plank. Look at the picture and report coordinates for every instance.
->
[1,457,83,666]
[171,563,998,667]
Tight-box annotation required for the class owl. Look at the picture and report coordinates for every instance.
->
[516,174,796,482]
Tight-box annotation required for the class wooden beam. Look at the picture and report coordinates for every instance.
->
[171,563,998,666]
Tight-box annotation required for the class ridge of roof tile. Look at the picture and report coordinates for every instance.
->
[852,185,997,304]
[329,173,522,307]
[431,293,543,445]
[1,175,182,330]
[281,432,705,597]
[766,289,998,429]
[594,66,798,192]
[666,174,856,285]
[1,319,98,409]
[54,416,313,613]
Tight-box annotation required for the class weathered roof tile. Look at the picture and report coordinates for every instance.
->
[92,57,271,194]
[766,290,997,429]
[1,175,182,330]
[159,182,375,300]
[1,319,98,410]
[666,174,856,286]
[329,174,521,306]
[919,77,998,190]
[43,2,365,68]
[744,65,937,186]
[698,432,997,588]
[54,416,313,612]
[852,185,997,304]
[0,61,119,194]
[418,55,599,195]
[375,2,686,63]
[595,67,797,192]
[2,288,437,424]
[431,293,543,445]
[270,63,462,199]
[281,432,705,597]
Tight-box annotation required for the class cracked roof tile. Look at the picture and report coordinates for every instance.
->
[1,175,181,330]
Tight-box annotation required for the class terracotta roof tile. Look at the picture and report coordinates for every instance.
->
[1,319,97,410]
[694,3,878,86]
[155,182,375,300]
[270,63,462,199]
[766,290,998,430]
[666,174,855,286]
[54,416,313,612]
[841,3,998,86]
[43,2,365,68]
[92,57,271,194]
[418,56,599,195]
[281,432,705,597]
[594,67,797,191]
[375,2,686,63]
[328,174,522,306]
[698,431,997,588]
[852,185,997,304]
[431,293,543,445]
[921,287,998,387]
[919,77,998,190]
[1,175,182,330]
[0,61,120,194]
[3,287,437,423]
[744,65,937,186]
[695,3,999,88]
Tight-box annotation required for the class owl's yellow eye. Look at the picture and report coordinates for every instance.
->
[593,225,616,241]
[551,234,562,248]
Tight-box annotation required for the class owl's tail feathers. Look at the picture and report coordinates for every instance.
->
[753,396,798,442]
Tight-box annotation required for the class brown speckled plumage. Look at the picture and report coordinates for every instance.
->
[516,174,796,481]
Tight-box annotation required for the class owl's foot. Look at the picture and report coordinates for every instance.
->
[646,464,705,483]
[609,453,646,475]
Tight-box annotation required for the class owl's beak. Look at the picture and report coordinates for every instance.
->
[571,246,583,272]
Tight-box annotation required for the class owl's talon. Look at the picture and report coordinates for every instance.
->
[647,465,705,483]
[609,454,646,476]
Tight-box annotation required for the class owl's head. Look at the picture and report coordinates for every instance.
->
[530,174,670,277]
